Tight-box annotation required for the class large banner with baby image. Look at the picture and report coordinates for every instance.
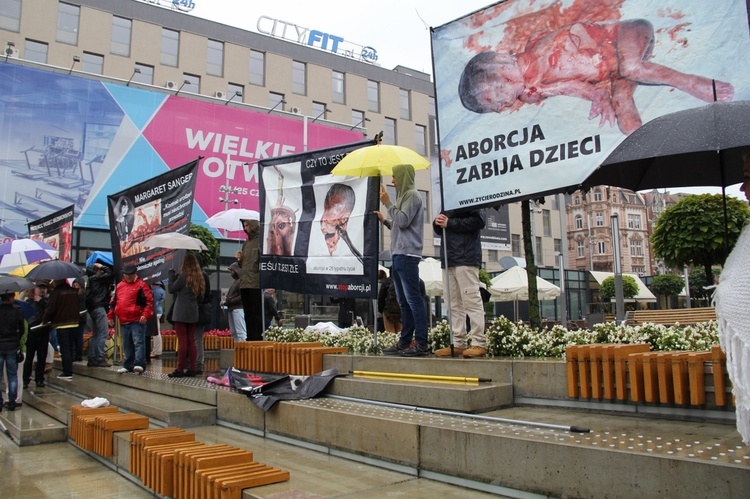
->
[106,159,199,281]
[258,140,379,299]
[432,0,750,211]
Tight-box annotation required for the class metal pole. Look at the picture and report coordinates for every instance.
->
[558,253,567,328]
[684,266,691,309]
[611,214,625,322]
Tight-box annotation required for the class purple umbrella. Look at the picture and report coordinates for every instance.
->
[0,239,58,273]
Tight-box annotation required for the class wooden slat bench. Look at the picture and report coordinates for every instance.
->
[626,307,716,326]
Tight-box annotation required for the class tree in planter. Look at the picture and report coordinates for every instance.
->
[649,273,685,309]
[651,194,750,287]
[189,223,220,267]
[600,275,638,300]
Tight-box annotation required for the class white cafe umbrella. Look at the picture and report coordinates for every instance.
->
[488,266,560,321]
[142,232,207,251]
[418,257,444,297]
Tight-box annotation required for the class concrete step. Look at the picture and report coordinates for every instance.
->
[46,365,217,428]
[0,402,67,446]
[22,385,83,425]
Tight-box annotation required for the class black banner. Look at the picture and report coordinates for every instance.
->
[27,204,75,262]
[258,140,379,298]
[106,159,199,281]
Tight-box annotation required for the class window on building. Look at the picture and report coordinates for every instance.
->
[598,241,606,254]
[488,249,497,263]
[249,50,265,86]
[554,238,562,255]
[24,39,48,64]
[292,61,306,95]
[575,196,581,205]
[535,237,543,265]
[269,92,285,111]
[550,196,559,210]
[351,109,365,127]
[419,190,430,218]
[595,211,604,226]
[415,125,427,156]
[577,240,585,258]
[228,82,244,101]
[512,234,522,257]
[332,70,345,104]
[82,52,103,74]
[632,266,645,275]
[630,239,643,256]
[206,39,223,77]
[367,80,379,112]
[111,16,131,56]
[182,73,200,94]
[575,215,583,229]
[384,118,396,145]
[627,214,641,230]
[594,189,602,201]
[0,0,21,31]
[160,28,179,67]
[542,209,552,237]
[57,2,80,45]
[311,101,327,121]
[399,88,411,120]
[133,63,153,84]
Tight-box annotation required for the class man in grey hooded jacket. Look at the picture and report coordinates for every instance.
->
[376,164,429,356]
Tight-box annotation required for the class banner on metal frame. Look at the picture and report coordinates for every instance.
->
[27,204,75,262]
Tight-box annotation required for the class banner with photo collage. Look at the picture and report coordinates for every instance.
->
[106,159,199,281]
[27,204,75,262]
[258,140,380,299]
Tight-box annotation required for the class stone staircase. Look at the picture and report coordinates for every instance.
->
[1,353,748,498]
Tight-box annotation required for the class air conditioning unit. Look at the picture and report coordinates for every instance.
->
[214,90,226,99]
[165,80,178,90]
[290,107,302,115]
[4,47,19,58]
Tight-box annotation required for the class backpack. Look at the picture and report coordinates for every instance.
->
[384,279,401,317]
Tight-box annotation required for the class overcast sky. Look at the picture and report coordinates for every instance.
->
[186,0,741,198]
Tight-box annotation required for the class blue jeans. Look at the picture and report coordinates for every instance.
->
[88,307,108,362]
[0,349,19,404]
[392,255,428,347]
[120,321,146,371]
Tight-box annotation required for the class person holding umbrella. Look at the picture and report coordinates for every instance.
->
[376,164,429,357]
[41,278,80,381]
[108,264,153,375]
[236,215,263,341]
[22,281,49,388]
[85,262,114,367]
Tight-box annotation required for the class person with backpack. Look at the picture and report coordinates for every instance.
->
[108,264,153,375]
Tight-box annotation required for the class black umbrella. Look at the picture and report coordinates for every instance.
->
[0,275,37,294]
[25,260,84,281]
[583,100,750,191]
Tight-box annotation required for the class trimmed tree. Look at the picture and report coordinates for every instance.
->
[649,273,685,309]
[189,223,220,267]
[651,194,750,286]
[600,275,638,300]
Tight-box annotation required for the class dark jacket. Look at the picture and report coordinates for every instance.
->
[238,220,260,289]
[264,293,282,322]
[0,302,24,351]
[42,282,81,330]
[432,209,486,268]
[168,270,200,324]
[225,262,242,311]
[85,264,114,310]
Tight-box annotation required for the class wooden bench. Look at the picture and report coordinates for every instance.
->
[234,341,349,375]
[626,307,716,326]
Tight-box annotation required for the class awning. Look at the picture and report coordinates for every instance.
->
[589,271,657,303]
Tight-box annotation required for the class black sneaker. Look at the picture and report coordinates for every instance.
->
[382,343,409,356]
[400,344,431,357]
[167,370,185,378]
[5,402,16,411]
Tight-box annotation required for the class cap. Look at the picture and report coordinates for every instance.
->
[122,263,138,275]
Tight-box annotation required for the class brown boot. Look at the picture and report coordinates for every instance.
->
[462,346,487,358]
[434,346,465,357]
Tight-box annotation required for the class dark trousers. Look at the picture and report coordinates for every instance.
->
[57,328,75,376]
[23,330,50,384]
[240,288,263,341]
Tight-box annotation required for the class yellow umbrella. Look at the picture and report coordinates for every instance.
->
[9,263,39,277]
[330,143,430,177]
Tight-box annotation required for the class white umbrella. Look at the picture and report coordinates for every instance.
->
[488,266,560,302]
[205,209,260,232]
[418,257,444,297]
[142,232,207,251]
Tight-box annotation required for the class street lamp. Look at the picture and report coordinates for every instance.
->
[126,67,141,86]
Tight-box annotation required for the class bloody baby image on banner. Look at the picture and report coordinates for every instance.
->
[432,0,750,212]
[258,140,379,299]
[106,159,199,281]
[27,204,75,262]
